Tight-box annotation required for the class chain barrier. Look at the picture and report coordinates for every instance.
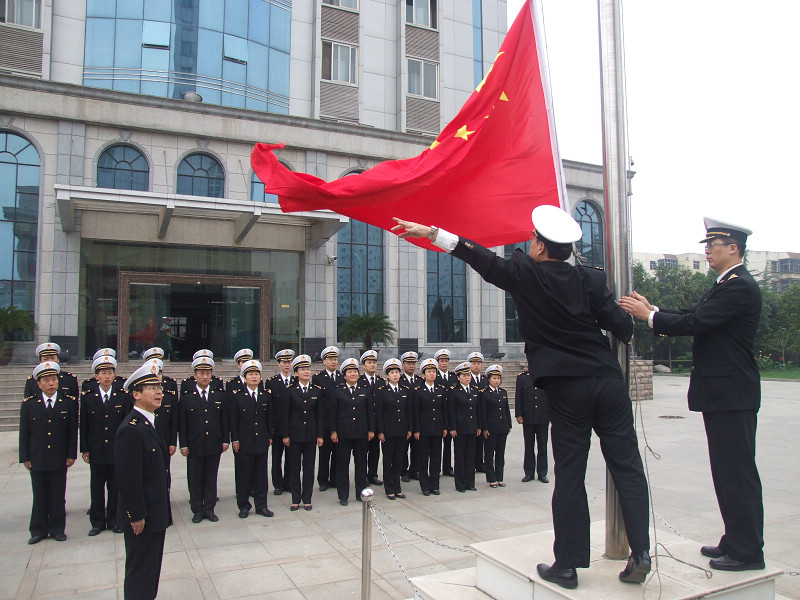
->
[372,505,474,554]
[369,505,424,599]
[587,486,605,506]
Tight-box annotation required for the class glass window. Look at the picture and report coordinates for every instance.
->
[250,171,278,203]
[337,216,384,337]
[143,0,170,22]
[176,153,224,198]
[268,49,290,99]
[97,144,150,191]
[198,0,223,31]
[224,0,247,37]
[502,242,529,343]
[427,250,466,343]
[323,0,358,8]
[223,34,248,63]
[142,20,170,47]
[269,5,291,54]
[117,0,143,20]
[0,131,39,319]
[408,58,437,99]
[115,19,143,68]
[573,200,604,269]
[86,0,116,18]
[406,0,437,29]
[3,0,41,28]
[322,41,357,84]
[693,260,700,270]
[247,0,269,45]
[84,18,116,69]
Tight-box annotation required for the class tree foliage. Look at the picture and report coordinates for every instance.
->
[338,313,396,350]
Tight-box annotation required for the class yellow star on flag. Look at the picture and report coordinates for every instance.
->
[430,140,440,150]
[499,91,509,101]
[454,125,475,141]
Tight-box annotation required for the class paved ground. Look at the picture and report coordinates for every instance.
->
[0,375,797,600]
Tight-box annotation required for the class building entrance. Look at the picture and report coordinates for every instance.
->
[118,272,270,362]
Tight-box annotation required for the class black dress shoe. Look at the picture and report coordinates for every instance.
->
[400,475,410,482]
[192,512,203,523]
[443,470,455,477]
[521,475,534,482]
[304,504,312,511]
[409,472,419,480]
[536,563,577,589]
[432,489,440,495]
[257,508,274,517]
[340,499,348,506]
[88,527,103,537]
[319,484,329,491]
[239,509,249,518]
[368,476,383,485]
[422,490,431,496]
[274,488,283,496]
[538,475,549,483]
[396,493,406,499]
[205,513,219,522]
[457,488,466,493]
[709,556,765,571]
[52,533,67,542]
[700,545,725,558]
[28,535,45,545]
[112,526,123,534]
[619,551,651,583]
[467,486,477,491]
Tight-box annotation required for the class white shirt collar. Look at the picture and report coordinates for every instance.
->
[196,384,209,396]
[716,262,743,283]
[134,406,156,427]
[489,385,498,393]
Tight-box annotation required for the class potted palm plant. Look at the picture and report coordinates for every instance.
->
[0,306,36,365]
[338,312,396,353]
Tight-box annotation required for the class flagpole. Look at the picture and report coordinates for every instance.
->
[598,0,633,560]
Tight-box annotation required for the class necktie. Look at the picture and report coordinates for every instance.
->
[428,386,434,394]
[103,393,108,404]
[284,378,289,386]
[302,386,307,394]
[47,397,53,410]
[252,391,257,402]
[202,390,207,403]
[349,386,354,396]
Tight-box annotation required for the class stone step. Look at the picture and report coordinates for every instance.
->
[407,568,492,600]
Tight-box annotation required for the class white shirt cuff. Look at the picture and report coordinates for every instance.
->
[647,307,659,329]
[432,228,458,252]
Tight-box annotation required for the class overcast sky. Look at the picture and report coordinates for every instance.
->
[506,0,799,254]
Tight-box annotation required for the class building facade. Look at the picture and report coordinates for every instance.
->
[1,0,607,364]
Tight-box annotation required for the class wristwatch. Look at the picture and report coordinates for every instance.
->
[427,226,439,240]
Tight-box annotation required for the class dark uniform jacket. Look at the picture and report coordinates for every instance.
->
[374,383,412,438]
[269,373,295,436]
[228,385,272,454]
[451,241,632,383]
[115,409,172,533]
[161,374,178,396]
[279,383,324,442]
[359,373,384,391]
[81,375,126,394]
[180,374,224,395]
[413,382,447,435]
[79,382,130,464]
[480,386,512,434]
[25,371,79,402]
[179,386,228,455]
[514,371,549,424]
[154,387,179,449]
[470,373,488,392]
[653,264,761,412]
[400,373,422,391]
[329,382,376,439]
[19,391,78,470]
[313,370,345,434]
[446,384,482,433]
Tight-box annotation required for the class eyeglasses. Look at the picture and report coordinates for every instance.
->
[704,242,733,251]
[141,384,164,392]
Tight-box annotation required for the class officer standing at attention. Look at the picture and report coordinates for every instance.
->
[480,364,511,488]
[24,342,79,400]
[80,354,129,536]
[81,348,126,392]
[374,358,412,500]
[148,359,179,477]
[19,361,78,544]
[179,356,229,523]
[516,370,550,483]
[468,352,488,473]
[269,349,296,495]
[447,361,482,493]
[142,347,178,396]
[313,346,344,491]
[434,349,456,478]
[399,352,421,483]
[412,358,447,496]
[229,360,274,519]
[620,218,764,572]
[360,349,384,486]
[393,206,651,588]
[180,349,224,395]
[117,361,172,600]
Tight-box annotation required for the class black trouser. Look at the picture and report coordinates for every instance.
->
[475,435,485,470]
[523,423,549,478]
[381,436,405,495]
[367,436,381,479]
[234,452,268,511]
[336,438,368,501]
[417,435,442,493]
[703,410,764,563]
[484,432,508,483]
[89,462,118,529]
[187,454,221,515]
[271,434,286,491]
[442,435,453,473]
[402,437,419,476]
[453,433,476,491]
[543,376,650,569]
[29,467,67,537]
[317,437,337,487]
[124,528,165,600]
[287,440,317,505]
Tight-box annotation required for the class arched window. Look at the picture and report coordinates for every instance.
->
[336,219,384,337]
[177,153,224,198]
[503,241,530,343]
[573,200,604,269]
[427,250,467,343]
[250,171,279,203]
[0,131,40,324]
[97,144,149,191]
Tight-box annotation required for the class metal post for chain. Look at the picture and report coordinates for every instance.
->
[361,488,375,600]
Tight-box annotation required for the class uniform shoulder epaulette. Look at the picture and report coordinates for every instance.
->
[129,416,138,425]
[448,384,456,390]
[26,375,33,380]
[232,388,241,394]
[66,394,77,400]
[313,384,321,390]
[183,377,190,382]
[62,370,74,376]
[22,395,34,403]
[518,371,528,376]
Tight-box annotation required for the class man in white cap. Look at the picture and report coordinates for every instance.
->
[117,361,172,600]
[19,361,78,544]
[269,349,296,495]
[433,348,456,478]
[413,358,446,496]
[312,346,344,491]
[24,342,79,400]
[359,349,384,486]
[468,352,488,473]
[399,351,422,484]
[80,354,129,536]
[621,218,764,572]
[393,207,651,588]
[180,349,224,395]
[81,348,125,393]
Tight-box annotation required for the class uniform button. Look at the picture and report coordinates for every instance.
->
[48,420,52,423]
[303,421,307,424]
[47,432,51,436]
[205,420,209,424]
[303,411,307,414]
[206,432,209,435]
[353,418,356,421]
[256,433,259,436]
[105,440,109,443]
[105,415,109,419]
[47,445,51,449]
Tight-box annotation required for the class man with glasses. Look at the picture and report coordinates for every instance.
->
[621,217,764,572]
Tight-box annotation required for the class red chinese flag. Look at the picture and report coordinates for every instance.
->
[251,0,566,250]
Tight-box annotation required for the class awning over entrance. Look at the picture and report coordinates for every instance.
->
[54,184,347,249]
